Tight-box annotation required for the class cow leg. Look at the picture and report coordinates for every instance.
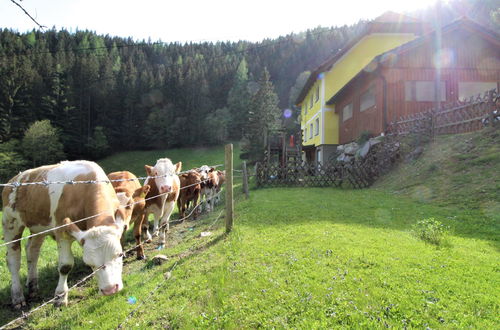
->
[134,213,146,260]
[4,221,26,309]
[26,234,46,299]
[177,198,184,220]
[141,215,152,243]
[152,213,161,238]
[158,201,175,247]
[54,239,74,307]
[193,193,200,219]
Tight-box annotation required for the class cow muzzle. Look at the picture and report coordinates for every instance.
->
[160,185,172,193]
[101,284,120,296]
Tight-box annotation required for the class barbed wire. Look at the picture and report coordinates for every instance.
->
[0,262,106,330]
[117,209,224,329]
[0,188,226,329]
[0,164,224,188]
[0,167,222,248]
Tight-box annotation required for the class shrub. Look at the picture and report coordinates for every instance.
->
[356,130,374,145]
[412,217,449,246]
[22,120,66,167]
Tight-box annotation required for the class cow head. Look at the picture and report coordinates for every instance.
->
[115,185,150,227]
[63,217,124,296]
[196,165,215,181]
[145,159,182,194]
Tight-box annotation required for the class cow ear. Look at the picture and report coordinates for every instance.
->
[133,185,150,199]
[116,192,130,207]
[114,208,126,231]
[63,217,86,245]
[209,167,215,172]
[145,165,154,176]
[175,162,182,174]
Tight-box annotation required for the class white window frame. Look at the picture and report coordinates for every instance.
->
[458,82,497,100]
[360,85,376,112]
[342,103,353,122]
[315,118,319,136]
[309,123,313,139]
[405,81,446,102]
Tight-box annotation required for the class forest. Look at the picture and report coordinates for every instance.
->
[0,0,497,180]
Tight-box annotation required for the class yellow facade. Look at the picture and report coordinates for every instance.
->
[300,33,417,146]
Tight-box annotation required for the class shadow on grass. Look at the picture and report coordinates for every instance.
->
[0,212,227,328]
[0,256,91,327]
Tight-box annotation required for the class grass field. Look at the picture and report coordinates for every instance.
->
[0,140,499,328]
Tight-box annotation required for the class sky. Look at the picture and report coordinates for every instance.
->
[0,0,439,42]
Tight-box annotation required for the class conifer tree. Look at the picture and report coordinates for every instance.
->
[243,68,280,162]
[227,58,250,139]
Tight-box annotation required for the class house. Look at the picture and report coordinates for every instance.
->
[296,12,499,163]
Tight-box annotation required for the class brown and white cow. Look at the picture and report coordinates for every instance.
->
[177,171,202,220]
[143,158,182,248]
[107,171,150,260]
[2,161,126,308]
[196,165,219,213]
[214,170,226,205]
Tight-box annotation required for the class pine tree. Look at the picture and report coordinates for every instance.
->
[227,58,250,139]
[243,68,280,162]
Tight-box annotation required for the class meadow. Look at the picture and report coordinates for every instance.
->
[0,140,498,328]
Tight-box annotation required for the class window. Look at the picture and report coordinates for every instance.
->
[310,95,313,108]
[405,81,446,102]
[342,103,353,122]
[304,128,307,141]
[458,82,497,100]
[360,85,376,111]
[315,84,320,103]
[315,118,319,136]
[309,123,313,139]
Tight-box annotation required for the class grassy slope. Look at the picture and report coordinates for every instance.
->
[375,127,500,213]
[99,144,242,176]
[1,138,499,328]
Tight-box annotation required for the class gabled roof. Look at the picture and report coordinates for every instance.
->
[295,11,427,105]
[325,17,500,105]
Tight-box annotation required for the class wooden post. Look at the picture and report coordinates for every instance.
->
[242,161,249,199]
[225,144,234,233]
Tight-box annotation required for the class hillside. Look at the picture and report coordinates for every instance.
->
[375,128,500,216]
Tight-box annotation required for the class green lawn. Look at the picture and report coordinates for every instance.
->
[1,186,498,328]
[99,144,242,176]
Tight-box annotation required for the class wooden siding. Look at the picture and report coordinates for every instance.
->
[336,27,500,144]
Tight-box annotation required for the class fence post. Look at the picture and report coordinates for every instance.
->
[242,161,249,199]
[225,144,234,233]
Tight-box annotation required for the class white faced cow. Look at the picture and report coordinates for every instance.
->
[143,158,182,248]
[2,161,126,309]
[196,165,219,212]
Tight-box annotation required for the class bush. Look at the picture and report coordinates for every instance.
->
[356,130,374,145]
[22,120,66,167]
[86,126,110,159]
[412,217,449,246]
[0,139,28,182]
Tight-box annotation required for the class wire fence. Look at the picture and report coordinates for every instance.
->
[0,186,225,330]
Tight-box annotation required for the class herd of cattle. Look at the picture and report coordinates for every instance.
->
[1,158,225,309]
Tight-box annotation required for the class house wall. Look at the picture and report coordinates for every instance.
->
[384,28,500,122]
[301,33,418,146]
[337,78,384,144]
[335,28,500,144]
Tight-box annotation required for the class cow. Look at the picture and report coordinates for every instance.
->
[143,158,182,248]
[177,171,202,220]
[2,161,126,309]
[214,170,226,205]
[196,166,219,213]
[107,171,150,260]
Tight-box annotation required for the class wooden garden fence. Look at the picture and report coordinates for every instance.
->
[387,89,499,137]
